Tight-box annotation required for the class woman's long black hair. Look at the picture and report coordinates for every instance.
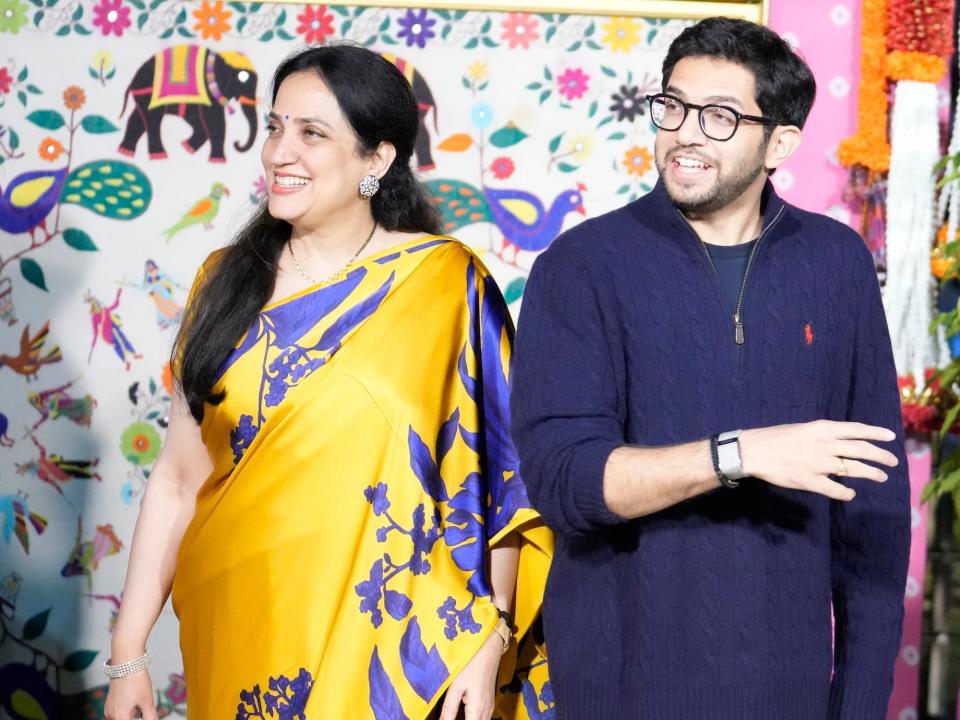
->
[173,43,441,423]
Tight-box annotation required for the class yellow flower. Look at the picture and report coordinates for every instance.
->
[467,60,488,83]
[623,145,653,176]
[601,16,641,53]
[92,49,114,73]
[563,133,594,163]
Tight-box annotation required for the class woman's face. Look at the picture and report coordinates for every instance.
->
[261,71,377,231]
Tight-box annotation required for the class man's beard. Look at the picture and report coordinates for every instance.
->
[657,140,769,215]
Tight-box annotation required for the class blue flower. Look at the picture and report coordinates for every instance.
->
[356,559,385,627]
[470,102,494,129]
[409,504,441,576]
[436,595,481,640]
[230,414,260,464]
[397,8,436,48]
[364,482,391,516]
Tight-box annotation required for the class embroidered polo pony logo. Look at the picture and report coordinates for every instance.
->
[804,322,814,346]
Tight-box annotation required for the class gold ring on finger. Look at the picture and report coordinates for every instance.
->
[837,458,849,477]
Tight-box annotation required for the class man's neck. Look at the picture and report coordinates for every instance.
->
[680,182,766,247]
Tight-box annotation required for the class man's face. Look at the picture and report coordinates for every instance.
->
[654,57,771,214]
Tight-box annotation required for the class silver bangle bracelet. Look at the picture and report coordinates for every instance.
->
[103,653,151,679]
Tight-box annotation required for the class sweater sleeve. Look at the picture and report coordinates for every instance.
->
[510,250,627,535]
[828,243,911,719]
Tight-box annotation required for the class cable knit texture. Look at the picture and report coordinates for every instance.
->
[510,181,911,720]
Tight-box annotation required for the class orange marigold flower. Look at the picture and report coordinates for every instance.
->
[193,0,232,41]
[62,85,86,110]
[623,145,652,176]
[38,136,64,162]
[886,50,947,83]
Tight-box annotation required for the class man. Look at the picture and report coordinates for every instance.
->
[511,17,909,720]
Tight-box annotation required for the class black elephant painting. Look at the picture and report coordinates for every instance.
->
[118,44,258,164]
[382,53,438,172]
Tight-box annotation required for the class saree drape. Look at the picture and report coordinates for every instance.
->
[171,236,553,719]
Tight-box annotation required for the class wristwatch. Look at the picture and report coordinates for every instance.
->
[491,609,513,655]
[712,430,748,489]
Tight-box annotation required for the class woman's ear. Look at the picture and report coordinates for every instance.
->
[368,141,397,179]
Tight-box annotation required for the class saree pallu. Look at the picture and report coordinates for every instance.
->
[171,237,554,719]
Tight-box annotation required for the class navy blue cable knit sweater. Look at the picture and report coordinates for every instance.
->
[510,181,910,719]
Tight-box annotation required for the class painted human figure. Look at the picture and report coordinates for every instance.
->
[87,288,142,370]
[17,434,102,495]
[28,380,97,431]
[127,260,185,330]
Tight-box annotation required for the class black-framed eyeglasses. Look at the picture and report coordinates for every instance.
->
[645,93,778,142]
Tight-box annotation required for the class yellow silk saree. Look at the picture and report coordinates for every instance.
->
[171,237,553,719]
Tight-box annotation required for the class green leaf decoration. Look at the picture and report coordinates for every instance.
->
[586,40,601,50]
[481,36,497,48]
[601,65,616,78]
[259,28,274,41]
[149,377,157,395]
[277,28,293,40]
[159,26,173,39]
[17,91,26,107]
[26,84,42,94]
[20,258,48,291]
[64,649,99,672]
[341,19,352,34]
[548,134,562,153]
[106,68,116,80]
[236,15,247,31]
[478,80,488,92]
[362,35,376,47]
[55,24,70,35]
[588,100,598,118]
[146,410,160,420]
[250,1,262,10]
[28,0,41,6]
[379,16,389,31]
[504,277,526,305]
[557,162,578,173]
[434,9,450,20]
[441,24,451,40]
[526,82,542,90]
[543,66,553,80]
[616,184,630,195]
[17,66,28,82]
[545,25,557,42]
[228,1,245,11]
[73,23,91,34]
[0,156,5,167]
[567,40,581,51]
[275,8,285,25]
[71,4,82,20]
[489,124,528,148]
[32,9,42,24]
[148,0,164,9]
[175,7,186,23]
[23,608,51,639]
[137,11,148,29]
[463,36,478,49]
[8,129,19,150]
[538,89,551,105]
[584,21,595,37]
[176,25,191,37]
[607,131,626,141]
[480,16,491,33]
[332,5,349,16]
[80,115,119,134]
[88,66,99,80]
[596,116,613,129]
[63,228,98,251]
[127,0,145,8]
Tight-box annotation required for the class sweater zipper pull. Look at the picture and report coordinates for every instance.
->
[734,312,744,345]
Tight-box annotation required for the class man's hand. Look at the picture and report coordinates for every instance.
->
[739,420,897,501]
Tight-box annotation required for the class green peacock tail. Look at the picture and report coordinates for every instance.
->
[425,178,491,233]
[60,161,152,220]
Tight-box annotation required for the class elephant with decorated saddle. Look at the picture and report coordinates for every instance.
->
[118,44,258,163]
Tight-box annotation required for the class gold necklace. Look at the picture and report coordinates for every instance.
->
[287,222,377,286]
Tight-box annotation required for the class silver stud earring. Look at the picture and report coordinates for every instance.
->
[359,174,380,198]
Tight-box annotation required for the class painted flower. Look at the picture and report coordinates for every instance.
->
[610,84,644,122]
[397,8,436,49]
[164,673,187,705]
[62,85,86,111]
[92,0,131,37]
[556,68,589,101]
[161,362,173,395]
[92,49,114,74]
[364,482,390,516]
[601,16,641,53]
[0,0,29,34]
[470,102,494,130]
[623,145,653,177]
[250,174,267,204]
[120,421,162,466]
[38,137,64,162]
[563,133,594,163]
[466,60,488,83]
[490,156,514,180]
[500,13,539,49]
[296,4,334,44]
[193,0,232,41]
[0,67,11,95]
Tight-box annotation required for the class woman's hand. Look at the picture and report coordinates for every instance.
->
[104,672,158,720]
[438,631,503,720]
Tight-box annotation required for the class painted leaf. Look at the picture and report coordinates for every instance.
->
[17,66,28,82]
[601,65,616,77]
[504,277,526,305]
[408,427,449,502]
[26,109,65,130]
[383,589,413,621]
[64,649,98,671]
[437,133,473,152]
[490,124,528,149]
[399,616,449,701]
[521,678,547,720]
[22,608,51,640]
[368,647,409,720]
[8,129,19,150]
[63,228,98,251]
[74,23,90,35]
[436,408,460,465]
[80,115,119,134]
[464,36,479,49]
[557,162,578,173]
[548,134,562,153]
[20,258,48,291]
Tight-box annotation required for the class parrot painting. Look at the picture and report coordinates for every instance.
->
[163,182,229,240]
[0,491,47,554]
[0,321,62,380]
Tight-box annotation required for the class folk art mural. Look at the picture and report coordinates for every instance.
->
[0,0,925,717]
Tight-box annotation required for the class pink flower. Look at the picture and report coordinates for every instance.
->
[296,4,334,44]
[557,68,589,101]
[490,156,515,180]
[0,67,11,95]
[500,13,539,50]
[92,0,131,37]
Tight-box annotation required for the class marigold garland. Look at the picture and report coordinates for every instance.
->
[887,0,955,57]
[838,0,889,171]
[887,49,948,81]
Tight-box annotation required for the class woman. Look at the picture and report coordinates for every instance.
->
[104,44,551,720]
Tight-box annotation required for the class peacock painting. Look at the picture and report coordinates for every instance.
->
[0,160,152,239]
[426,178,585,265]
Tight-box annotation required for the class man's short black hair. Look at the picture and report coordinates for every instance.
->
[662,17,817,130]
